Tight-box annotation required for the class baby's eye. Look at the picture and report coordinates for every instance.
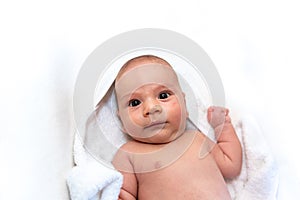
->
[158,92,171,99]
[128,99,141,107]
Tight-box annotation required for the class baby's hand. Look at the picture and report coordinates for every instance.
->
[207,106,231,128]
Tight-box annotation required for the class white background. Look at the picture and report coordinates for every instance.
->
[1,0,300,199]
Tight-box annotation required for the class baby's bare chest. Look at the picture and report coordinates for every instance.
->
[136,149,221,185]
[134,139,230,199]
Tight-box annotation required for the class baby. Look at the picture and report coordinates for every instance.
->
[112,55,242,200]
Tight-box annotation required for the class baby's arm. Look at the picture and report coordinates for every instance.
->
[112,143,138,200]
[117,172,137,200]
[207,106,242,179]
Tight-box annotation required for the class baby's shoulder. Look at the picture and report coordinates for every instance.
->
[184,130,212,150]
[185,129,207,140]
[119,140,140,152]
[113,141,137,172]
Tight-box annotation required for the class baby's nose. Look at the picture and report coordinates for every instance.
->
[143,100,162,116]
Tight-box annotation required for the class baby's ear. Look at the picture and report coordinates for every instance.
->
[182,92,186,102]
[182,92,189,117]
[116,110,126,133]
[116,110,122,125]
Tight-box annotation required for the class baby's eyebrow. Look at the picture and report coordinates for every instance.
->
[156,85,171,90]
[153,85,174,93]
[119,91,141,101]
[119,93,131,101]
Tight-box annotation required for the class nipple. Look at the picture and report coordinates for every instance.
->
[154,161,162,169]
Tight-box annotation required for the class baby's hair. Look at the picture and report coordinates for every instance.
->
[123,55,171,68]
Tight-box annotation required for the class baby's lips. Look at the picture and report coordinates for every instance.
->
[145,121,166,129]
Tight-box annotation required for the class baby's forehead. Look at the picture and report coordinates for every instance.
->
[115,64,181,97]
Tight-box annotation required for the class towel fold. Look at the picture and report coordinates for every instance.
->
[67,134,123,200]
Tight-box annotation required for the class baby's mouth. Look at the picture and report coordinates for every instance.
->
[145,121,166,129]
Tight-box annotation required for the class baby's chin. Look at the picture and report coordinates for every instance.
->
[131,129,185,144]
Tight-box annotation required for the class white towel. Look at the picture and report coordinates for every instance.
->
[227,116,279,200]
[67,133,123,200]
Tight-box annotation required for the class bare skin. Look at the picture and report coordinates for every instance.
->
[112,55,242,200]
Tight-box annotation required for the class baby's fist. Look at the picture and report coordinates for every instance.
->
[207,106,231,128]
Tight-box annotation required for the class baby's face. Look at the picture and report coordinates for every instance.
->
[115,63,188,144]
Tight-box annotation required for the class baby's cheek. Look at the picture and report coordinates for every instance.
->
[171,103,186,121]
[170,102,182,112]
[120,110,138,127]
